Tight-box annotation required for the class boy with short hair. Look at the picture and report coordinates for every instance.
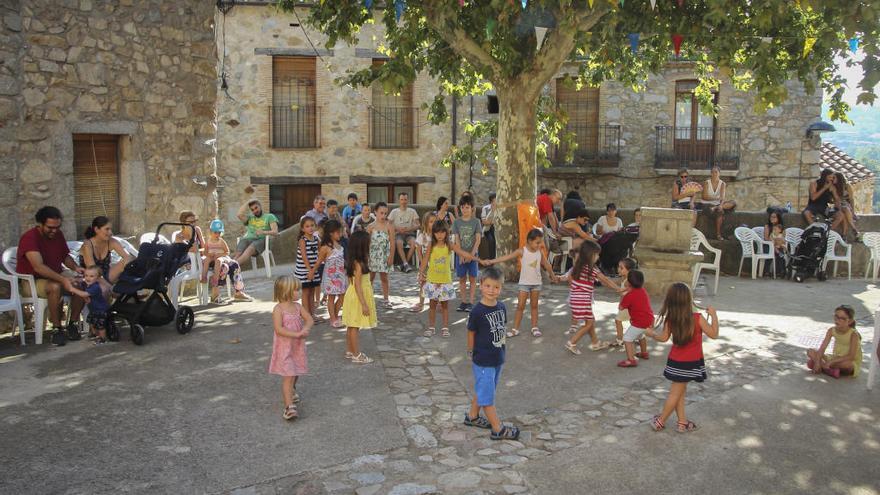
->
[616,270,654,368]
[342,193,361,230]
[326,199,348,237]
[464,267,519,440]
[453,195,482,312]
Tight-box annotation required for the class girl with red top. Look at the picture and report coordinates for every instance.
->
[616,270,654,368]
[646,283,719,433]
[562,240,621,355]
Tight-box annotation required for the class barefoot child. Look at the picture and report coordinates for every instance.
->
[316,220,347,328]
[482,228,557,338]
[367,202,396,308]
[269,276,313,421]
[68,266,111,345]
[463,266,520,440]
[410,211,437,313]
[646,283,719,432]
[563,240,622,354]
[806,305,863,378]
[341,231,378,364]
[294,217,322,321]
[612,257,638,346]
[453,195,482,313]
[616,270,653,368]
[419,220,474,338]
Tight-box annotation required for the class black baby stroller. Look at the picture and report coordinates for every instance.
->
[107,223,196,345]
[599,231,638,276]
[789,222,829,283]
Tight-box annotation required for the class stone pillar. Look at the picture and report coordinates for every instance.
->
[633,207,703,296]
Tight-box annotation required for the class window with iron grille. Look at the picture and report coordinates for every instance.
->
[271,56,319,148]
[367,184,416,205]
[556,79,600,159]
[370,59,417,149]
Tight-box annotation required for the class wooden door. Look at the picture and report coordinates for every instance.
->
[674,81,716,167]
[284,185,321,228]
[73,134,120,238]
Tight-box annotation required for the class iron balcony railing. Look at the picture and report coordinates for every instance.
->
[552,124,621,167]
[654,125,741,170]
[369,106,419,149]
[269,105,321,149]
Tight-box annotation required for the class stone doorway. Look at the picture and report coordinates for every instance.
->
[269,184,321,229]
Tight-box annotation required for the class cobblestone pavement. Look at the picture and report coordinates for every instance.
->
[230,271,875,495]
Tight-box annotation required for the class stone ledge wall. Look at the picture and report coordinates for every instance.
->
[0,0,218,250]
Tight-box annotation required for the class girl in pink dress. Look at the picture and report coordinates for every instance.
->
[269,275,314,420]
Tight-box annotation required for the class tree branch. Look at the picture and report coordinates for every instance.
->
[422,0,503,82]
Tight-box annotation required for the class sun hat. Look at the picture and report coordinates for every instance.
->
[209,219,225,233]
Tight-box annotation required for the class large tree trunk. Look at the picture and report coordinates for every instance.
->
[494,86,539,280]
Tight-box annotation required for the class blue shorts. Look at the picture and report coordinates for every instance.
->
[472,363,503,407]
[456,259,479,278]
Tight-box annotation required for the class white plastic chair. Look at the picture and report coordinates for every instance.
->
[2,247,48,344]
[868,307,879,391]
[168,252,203,309]
[784,227,804,258]
[592,223,600,237]
[115,236,139,258]
[690,229,721,295]
[544,229,572,275]
[862,232,880,282]
[236,236,275,278]
[821,230,852,279]
[139,233,171,245]
[734,227,775,279]
[0,270,25,344]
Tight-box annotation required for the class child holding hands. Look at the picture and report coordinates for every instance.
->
[562,240,622,354]
[616,270,653,368]
[481,228,557,338]
[419,220,477,338]
[646,282,719,432]
[269,276,314,421]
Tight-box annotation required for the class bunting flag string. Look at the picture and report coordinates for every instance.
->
[521,0,527,9]
[849,37,859,54]
[364,0,373,9]
[803,37,816,58]
[628,33,640,54]
[588,0,594,8]
[459,0,464,7]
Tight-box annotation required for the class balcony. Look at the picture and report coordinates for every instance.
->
[269,105,321,149]
[551,124,621,167]
[654,126,740,170]
[369,106,419,149]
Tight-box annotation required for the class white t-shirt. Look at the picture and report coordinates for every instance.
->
[481,204,495,233]
[519,246,543,286]
[597,215,623,234]
[388,207,419,232]
[702,178,724,206]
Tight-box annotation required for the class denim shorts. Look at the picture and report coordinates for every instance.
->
[472,363,503,407]
[456,259,479,278]
[517,284,542,293]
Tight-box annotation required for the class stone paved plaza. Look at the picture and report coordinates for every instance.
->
[0,268,878,495]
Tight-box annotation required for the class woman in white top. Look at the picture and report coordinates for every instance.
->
[596,203,623,238]
[699,166,737,240]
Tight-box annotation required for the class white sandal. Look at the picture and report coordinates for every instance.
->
[506,328,520,338]
[424,327,435,337]
[564,341,582,355]
[351,353,374,364]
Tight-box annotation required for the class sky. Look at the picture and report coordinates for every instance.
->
[833,51,872,106]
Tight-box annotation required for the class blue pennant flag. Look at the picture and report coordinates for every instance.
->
[364,0,373,9]
[849,37,859,54]
[628,33,639,54]
[395,0,405,21]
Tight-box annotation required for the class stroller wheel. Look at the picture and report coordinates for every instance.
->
[175,306,194,334]
[107,319,120,342]
[130,323,145,345]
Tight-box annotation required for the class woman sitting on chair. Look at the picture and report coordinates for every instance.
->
[79,216,133,285]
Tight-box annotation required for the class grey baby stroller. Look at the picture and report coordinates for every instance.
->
[107,223,196,345]
[789,222,829,283]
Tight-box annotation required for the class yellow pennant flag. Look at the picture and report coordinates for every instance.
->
[802,37,816,58]
[588,0,594,7]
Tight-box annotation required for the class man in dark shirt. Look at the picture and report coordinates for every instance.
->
[463,267,520,440]
[16,206,85,345]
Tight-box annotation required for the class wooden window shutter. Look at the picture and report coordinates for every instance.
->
[73,134,120,238]
[370,59,415,148]
[271,56,318,148]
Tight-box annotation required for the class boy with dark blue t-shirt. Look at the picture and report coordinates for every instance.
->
[463,267,520,440]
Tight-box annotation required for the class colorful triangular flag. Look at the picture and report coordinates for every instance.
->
[364,0,373,8]
[677,0,684,7]
[395,0,405,21]
[849,37,859,53]
[650,0,656,9]
[802,37,816,58]
[672,34,683,56]
[588,0,594,8]
[486,19,496,39]
[628,33,640,54]
[522,0,527,8]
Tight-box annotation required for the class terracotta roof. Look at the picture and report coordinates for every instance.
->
[820,143,875,184]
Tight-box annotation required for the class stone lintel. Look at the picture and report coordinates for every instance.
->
[355,48,389,59]
[71,121,139,135]
[250,176,340,185]
[254,47,333,57]
[350,175,436,184]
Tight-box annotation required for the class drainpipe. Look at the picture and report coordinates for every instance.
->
[468,95,475,192]
[451,95,458,200]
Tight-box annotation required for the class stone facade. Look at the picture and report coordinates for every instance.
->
[0,0,217,250]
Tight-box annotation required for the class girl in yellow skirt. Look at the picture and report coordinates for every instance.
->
[341,230,378,364]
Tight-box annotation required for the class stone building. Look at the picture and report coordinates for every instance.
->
[0,0,217,250]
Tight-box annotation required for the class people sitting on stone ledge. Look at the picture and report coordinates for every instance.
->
[698,166,737,240]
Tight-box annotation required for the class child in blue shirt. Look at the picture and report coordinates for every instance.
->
[463,266,520,440]
[70,265,112,345]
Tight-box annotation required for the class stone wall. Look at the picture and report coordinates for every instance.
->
[852,179,875,215]
[0,0,217,250]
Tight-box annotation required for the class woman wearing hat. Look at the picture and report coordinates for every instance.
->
[203,218,252,304]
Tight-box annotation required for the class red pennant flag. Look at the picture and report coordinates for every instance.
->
[677,0,684,6]
[459,0,464,6]
[672,34,683,56]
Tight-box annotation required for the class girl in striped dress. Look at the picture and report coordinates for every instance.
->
[646,283,719,433]
[562,240,621,355]
[295,216,322,322]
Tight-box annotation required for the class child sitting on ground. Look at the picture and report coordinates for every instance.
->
[806,305,863,378]
[69,265,112,345]
[269,275,313,421]
[612,257,638,346]
[481,228,557,338]
[616,270,653,368]
[463,266,520,440]
[647,283,719,433]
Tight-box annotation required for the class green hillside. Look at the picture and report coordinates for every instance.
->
[822,104,880,212]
